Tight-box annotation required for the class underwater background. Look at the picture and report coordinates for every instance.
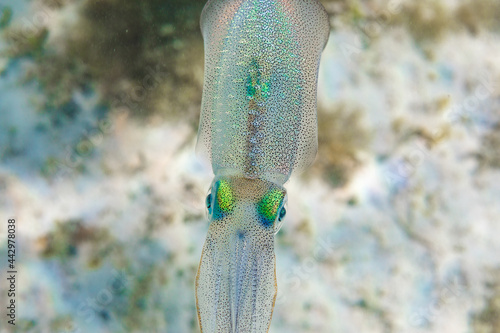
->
[0,0,499,332]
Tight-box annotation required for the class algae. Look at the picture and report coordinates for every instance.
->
[311,103,371,188]
[5,0,206,125]
[40,219,112,265]
[322,0,500,46]
[479,122,500,169]
[472,271,500,333]
[0,6,12,29]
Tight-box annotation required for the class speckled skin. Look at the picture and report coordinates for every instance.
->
[195,0,329,332]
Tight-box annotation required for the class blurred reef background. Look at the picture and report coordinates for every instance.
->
[0,0,500,332]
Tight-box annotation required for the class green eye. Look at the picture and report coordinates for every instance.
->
[216,180,235,213]
[258,188,285,227]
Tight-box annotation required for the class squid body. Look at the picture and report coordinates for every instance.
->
[195,0,329,332]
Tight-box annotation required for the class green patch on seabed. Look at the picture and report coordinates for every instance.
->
[322,0,500,45]
[478,122,500,169]
[310,103,371,188]
[4,0,206,127]
[0,6,12,28]
[40,219,112,266]
[472,273,500,333]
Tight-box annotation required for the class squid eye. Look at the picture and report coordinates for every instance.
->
[205,192,213,216]
[274,197,287,235]
[206,193,212,209]
[278,207,286,222]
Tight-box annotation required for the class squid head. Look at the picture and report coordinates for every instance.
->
[196,175,287,332]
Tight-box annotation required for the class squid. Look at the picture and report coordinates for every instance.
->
[195,0,329,332]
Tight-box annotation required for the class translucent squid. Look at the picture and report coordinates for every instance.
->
[195,0,329,331]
